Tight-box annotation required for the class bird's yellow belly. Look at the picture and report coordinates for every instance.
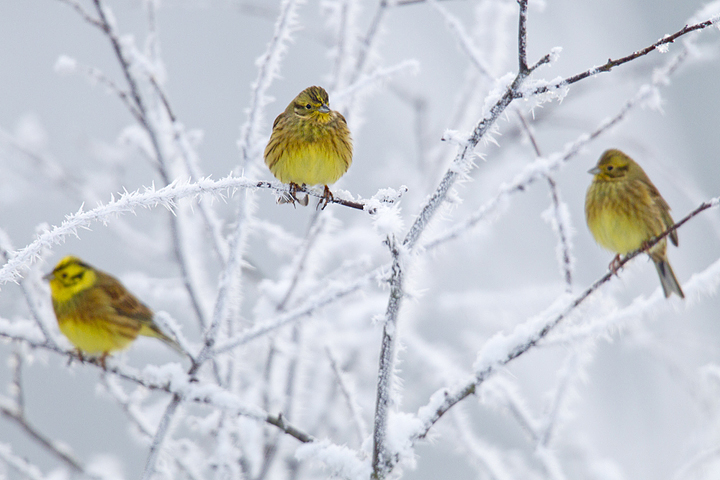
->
[58,316,137,355]
[272,143,349,186]
[591,207,648,255]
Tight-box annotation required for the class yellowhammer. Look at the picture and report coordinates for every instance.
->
[44,255,183,366]
[585,149,684,298]
[264,85,353,209]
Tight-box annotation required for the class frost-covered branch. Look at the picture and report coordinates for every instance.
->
[212,265,377,355]
[0,388,89,477]
[516,112,574,292]
[149,74,230,265]
[0,444,45,480]
[371,234,405,480]
[430,0,493,79]
[403,2,553,251]
[141,393,181,480]
[56,0,102,29]
[0,175,253,285]
[423,80,668,251]
[0,230,56,345]
[61,0,212,329]
[55,57,143,123]
[0,321,319,450]
[0,176,398,286]
[409,197,719,445]
[238,0,304,169]
[326,346,368,445]
[527,17,719,97]
[350,0,390,83]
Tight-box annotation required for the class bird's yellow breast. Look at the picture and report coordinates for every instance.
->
[270,139,350,186]
[265,112,352,186]
[585,179,660,255]
[587,204,649,255]
[52,286,140,355]
[57,315,137,354]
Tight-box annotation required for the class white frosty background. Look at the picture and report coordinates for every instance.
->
[1,0,720,479]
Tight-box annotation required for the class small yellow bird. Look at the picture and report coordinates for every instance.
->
[264,85,353,208]
[44,256,183,366]
[585,149,684,298]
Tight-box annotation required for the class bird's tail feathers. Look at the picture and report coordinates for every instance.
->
[140,324,187,357]
[653,257,684,299]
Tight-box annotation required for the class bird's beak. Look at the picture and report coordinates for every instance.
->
[588,166,601,175]
[42,272,54,281]
[318,104,330,114]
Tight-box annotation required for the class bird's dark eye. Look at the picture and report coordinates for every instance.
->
[607,165,614,171]
[306,104,312,109]
[61,272,68,278]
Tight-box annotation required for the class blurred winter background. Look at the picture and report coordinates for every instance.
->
[1,0,720,479]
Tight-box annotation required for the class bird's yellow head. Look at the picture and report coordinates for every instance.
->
[588,149,641,182]
[44,256,98,303]
[290,86,332,122]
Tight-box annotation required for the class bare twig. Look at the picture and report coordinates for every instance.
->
[266,414,314,444]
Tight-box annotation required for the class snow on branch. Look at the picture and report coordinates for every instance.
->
[408,197,719,446]
[430,0,493,78]
[237,0,305,169]
[422,78,673,251]
[524,17,719,98]
[371,234,406,480]
[0,175,254,285]
[211,266,377,355]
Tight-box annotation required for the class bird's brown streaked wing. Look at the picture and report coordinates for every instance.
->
[638,176,678,246]
[96,272,154,322]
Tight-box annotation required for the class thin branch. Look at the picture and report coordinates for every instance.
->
[326,346,368,445]
[0,324,318,449]
[371,234,405,480]
[141,394,181,480]
[517,0,529,73]
[422,80,663,251]
[526,19,718,97]
[71,0,211,330]
[516,112,573,292]
[72,62,144,122]
[238,0,303,169]
[149,75,230,265]
[410,198,719,444]
[211,266,376,355]
[0,404,89,476]
[430,0,493,79]
[351,0,389,83]
[265,414,314,443]
[0,176,395,286]
[56,0,102,28]
[0,230,56,345]
[0,444,45,480]
[276,211,324,312]
[10,352,25,415]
